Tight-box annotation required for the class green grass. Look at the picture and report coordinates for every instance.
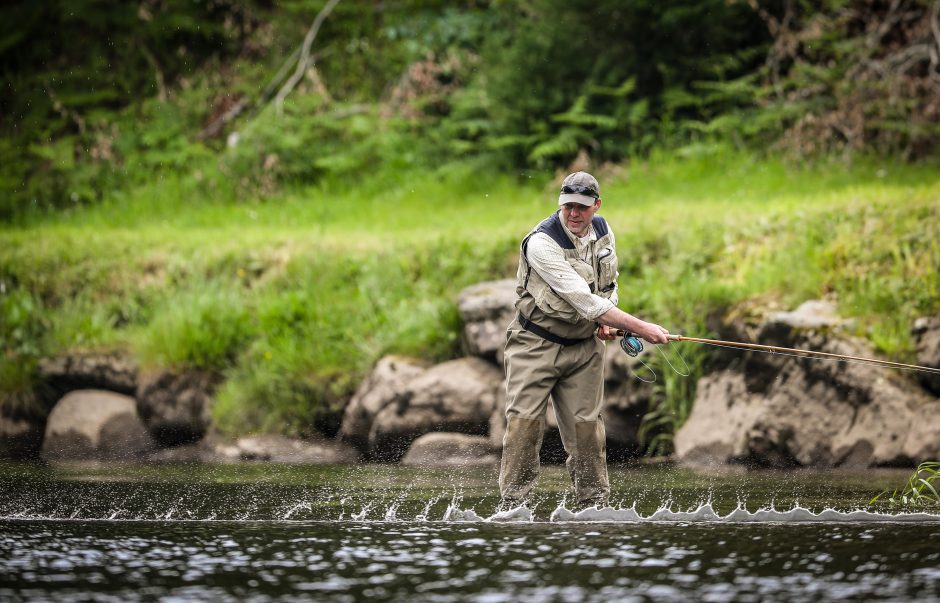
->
[870,461,940,508]
[3,149,939,442]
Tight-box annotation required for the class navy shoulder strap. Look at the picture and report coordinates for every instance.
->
[592,215,609,238]
[521,213,566,289]
[535,212,575,249]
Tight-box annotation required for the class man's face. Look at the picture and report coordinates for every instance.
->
[560,199,601,236]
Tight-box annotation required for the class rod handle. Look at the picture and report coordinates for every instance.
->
[612,330,682,341]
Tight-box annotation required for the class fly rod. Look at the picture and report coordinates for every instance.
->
[613,330,940,375]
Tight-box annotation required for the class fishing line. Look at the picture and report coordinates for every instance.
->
[616,333,691,382]
[685,339,933,374]
[613,330,940,379]
[669,334,940,375]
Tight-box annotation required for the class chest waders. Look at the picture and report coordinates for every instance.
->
[499,212,619,509]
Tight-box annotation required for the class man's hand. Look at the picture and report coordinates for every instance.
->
[596,307,670,345]
[634,321,669,345]
[596,325,617,341]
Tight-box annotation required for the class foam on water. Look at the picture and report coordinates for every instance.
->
[537,502,940,523]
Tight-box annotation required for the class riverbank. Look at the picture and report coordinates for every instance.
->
[3,151,940,457]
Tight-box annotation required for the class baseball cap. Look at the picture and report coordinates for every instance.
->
[558,171,600,206]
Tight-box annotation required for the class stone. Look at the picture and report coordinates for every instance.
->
[675,330,939,468]
[602,342,654,460]
[38,352,138,404]
[401,433,498,466]
[457,279,516,362]
[766,299,845,331]
[136,370,221,447]
[216,434,358,464]
[0,413,43,459]
[41,390,156,461]
[913,314,940,396]
[338,356,428,454]
[0,390,45,459]
[369,357,502,462]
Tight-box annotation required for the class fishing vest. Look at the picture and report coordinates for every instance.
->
[515,212,619,340]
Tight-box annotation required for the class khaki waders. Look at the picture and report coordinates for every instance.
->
[498,320,610,507]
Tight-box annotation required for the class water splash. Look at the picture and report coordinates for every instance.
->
[283,501,312,520]
[487,505,533,523]
[540,501,940,523]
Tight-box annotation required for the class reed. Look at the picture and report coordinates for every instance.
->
[870,462,940,507]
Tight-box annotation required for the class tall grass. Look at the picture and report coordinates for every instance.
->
[870,462,940,508]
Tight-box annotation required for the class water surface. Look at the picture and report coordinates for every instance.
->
[2,462,939,601]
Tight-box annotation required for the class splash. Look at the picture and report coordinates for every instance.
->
[538,502,940,523]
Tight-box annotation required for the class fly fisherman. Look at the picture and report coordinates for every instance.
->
[499,171,670,511]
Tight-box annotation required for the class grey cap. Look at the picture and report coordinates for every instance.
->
[558,171,600,206]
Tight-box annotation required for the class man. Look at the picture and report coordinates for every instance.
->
[499,171,670,510]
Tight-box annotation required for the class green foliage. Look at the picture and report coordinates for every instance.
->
[135,284,255,371]
[744,0,940,158]
[0,0,261,218]
[870,462,940,508]
[470,0,768,167]
[1,288,47,359]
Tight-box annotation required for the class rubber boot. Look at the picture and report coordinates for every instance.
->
[498,416,545,505]
[569,420,610,508]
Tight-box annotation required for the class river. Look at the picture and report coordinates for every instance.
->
[2,461,939,601]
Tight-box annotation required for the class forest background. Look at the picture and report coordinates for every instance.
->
[2,0,939,452]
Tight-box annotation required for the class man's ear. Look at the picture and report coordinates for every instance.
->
[594,198,602,210]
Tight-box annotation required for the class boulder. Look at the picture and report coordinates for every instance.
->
[0,390,45,459]
[41,390,157,461]
[766,299,847,331]
[913,314,940,396]
[136,370,221,446]
[0,413,43,459]
[457,279,516,363]
[401,433,498,466]
[602,342,654,460]
[337,356,428,454]
[216,434,358,464]
[38,352,138,404]
[675,305,939,468]
[369,357,502,462]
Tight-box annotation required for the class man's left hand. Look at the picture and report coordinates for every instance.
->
[596,325,617,341]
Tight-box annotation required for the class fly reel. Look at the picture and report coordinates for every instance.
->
[620,333,644,357]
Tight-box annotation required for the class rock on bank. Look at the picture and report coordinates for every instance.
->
[675,301,940,468]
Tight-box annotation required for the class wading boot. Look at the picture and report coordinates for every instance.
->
[498,416,544,503]
[494,497,528,513]
[568,419,610,509]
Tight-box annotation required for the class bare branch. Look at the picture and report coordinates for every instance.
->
[197,46,302,140]
[274,0,341,115]
[931,0,940,75]
[141,46,168,102]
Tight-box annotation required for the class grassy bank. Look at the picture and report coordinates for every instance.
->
[2,150,939,447]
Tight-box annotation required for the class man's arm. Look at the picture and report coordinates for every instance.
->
[596,306,670,345]
[527,232,668,344]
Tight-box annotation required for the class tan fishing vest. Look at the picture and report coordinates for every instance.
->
[515,211,619,340]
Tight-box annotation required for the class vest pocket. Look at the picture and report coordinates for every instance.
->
[534,287,581,323]
[597,250,618,298]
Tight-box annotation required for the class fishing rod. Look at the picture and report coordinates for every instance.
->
[613,330,940,375]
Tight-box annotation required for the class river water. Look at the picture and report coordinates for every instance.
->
[2,461,939,601]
